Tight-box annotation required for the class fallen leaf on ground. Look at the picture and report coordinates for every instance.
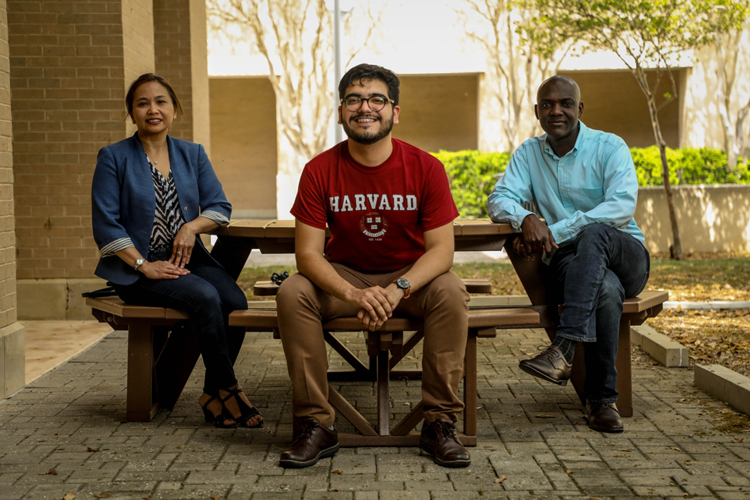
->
[94,495,109,499]
[46,469,57,475]
[63,494,76,500]
[331,470,342,474]
[87,447,99,453]
[494,475,507,483]
[211,496,220,500]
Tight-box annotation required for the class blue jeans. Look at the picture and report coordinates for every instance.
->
[113,246,248,395]
[544,223,650,404]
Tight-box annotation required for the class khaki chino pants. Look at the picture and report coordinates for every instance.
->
[276,262,470,427]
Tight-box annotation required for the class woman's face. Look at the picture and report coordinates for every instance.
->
[129,81,175,137]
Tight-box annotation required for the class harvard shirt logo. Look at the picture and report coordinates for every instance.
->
[360,212,388,239]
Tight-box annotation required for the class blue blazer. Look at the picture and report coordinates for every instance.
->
[92,133,232,285]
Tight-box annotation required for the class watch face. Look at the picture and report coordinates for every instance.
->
[396,278,410,289]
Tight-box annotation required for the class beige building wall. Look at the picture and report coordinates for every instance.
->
[636,185,750,254]
[682,30,750,154]
[209,77,277,219]
[394,74,479,153]
[558,69,684,149]
[153,0,210,154]
[9,0,156,320]
[0,0,23,398]
[477,69,684,153]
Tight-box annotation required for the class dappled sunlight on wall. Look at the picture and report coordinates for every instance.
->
[682,29,750,152]
[636,185,750,253]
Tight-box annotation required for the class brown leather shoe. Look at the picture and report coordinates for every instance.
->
[587,402,624,433]
[279,418,340,468]
[419,418,471,468]
[519,345,572,385]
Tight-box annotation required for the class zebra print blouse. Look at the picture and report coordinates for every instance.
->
[148,163,185,258]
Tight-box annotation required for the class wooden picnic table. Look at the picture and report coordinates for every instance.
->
[210,218,513,280]
[88,217,666,425]
[211,218,666,417]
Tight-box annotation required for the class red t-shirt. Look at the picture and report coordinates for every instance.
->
[291,139,459,272]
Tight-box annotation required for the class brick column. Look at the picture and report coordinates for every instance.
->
[0,0,23,397]
[8,0,154,319]
[153,0,210,154]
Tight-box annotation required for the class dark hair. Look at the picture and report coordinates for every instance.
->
[338,63,400,106]
[124,73,183,120]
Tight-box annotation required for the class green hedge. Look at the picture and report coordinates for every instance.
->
[631,147,750,186]
[435,147,750,218]
[434,150,510,218]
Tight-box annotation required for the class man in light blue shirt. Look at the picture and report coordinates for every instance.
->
[487,76,650,433]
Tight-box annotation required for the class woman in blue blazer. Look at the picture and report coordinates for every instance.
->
[92,73,262,428]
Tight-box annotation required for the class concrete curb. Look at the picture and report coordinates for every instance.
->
[631,324,690,368]
[664,300,750,310]
[694,364,750,416]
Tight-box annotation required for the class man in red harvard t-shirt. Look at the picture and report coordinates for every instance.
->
[276,64,470,469]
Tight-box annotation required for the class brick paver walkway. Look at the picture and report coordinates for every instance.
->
[1,327,748,499]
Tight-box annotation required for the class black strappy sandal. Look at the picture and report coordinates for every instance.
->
[200,394,238,429]
[221,387,264,428]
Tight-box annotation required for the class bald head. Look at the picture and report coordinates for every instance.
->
[537,75,581,103]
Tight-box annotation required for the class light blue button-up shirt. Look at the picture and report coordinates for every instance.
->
[487,122,645,248]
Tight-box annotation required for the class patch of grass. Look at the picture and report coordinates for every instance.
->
[238,265,297,301]
[648,252,750,301]
[237,252,750,303]
[237,253,750,379]
[451,262,526,296]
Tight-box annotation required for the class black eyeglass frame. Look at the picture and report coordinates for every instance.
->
[340,93,395,112]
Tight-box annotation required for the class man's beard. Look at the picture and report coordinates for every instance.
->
[342,113,394,145]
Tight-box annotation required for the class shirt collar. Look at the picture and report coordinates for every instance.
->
[543,121,587,159]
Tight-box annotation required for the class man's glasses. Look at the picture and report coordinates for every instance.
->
[340,94,394,112]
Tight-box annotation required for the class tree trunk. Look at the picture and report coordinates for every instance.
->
[647,98,683,260]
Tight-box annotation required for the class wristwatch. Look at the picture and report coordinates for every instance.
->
[134,258,146,272]
[393,278,411,299]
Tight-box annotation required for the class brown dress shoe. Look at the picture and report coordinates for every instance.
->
[519,345,572,385]
[279,418,340,468]
[419,419,471,468]
[587,402,624,433]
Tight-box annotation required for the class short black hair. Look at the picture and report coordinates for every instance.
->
[338,63,400,106]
